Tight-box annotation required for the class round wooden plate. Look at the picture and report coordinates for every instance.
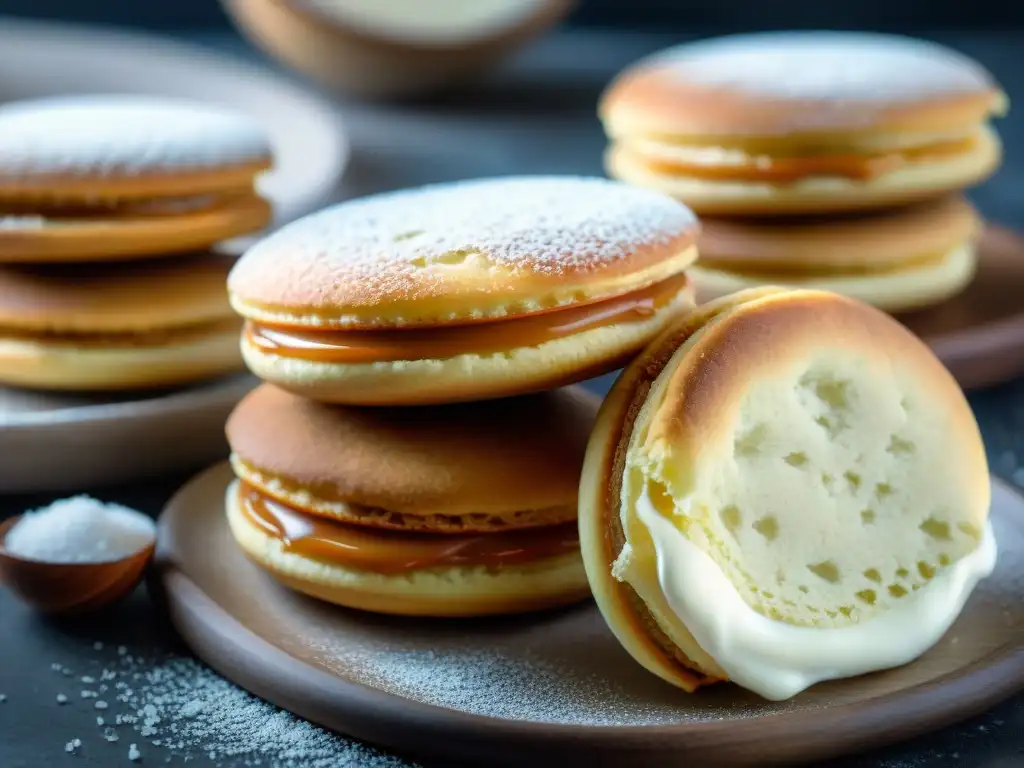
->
[0,18,347,491]
[156,462,1024,767]
[900,225,1024,390]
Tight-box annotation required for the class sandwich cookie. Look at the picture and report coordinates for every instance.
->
[602,32,1006,215]
[0,254,242,390]
[579,288,994,699]
[0,96,273,262]
[225,384,597,616]
[228,176,699,405]
[693,196,981,312]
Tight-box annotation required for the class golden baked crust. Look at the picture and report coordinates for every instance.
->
[226,383,598,519]
[228,176,699,328]
[601,32,1005,139]
[579,288,786,689]
[0,253,236,332]
[644,291,984,458]
[698,195,979,272]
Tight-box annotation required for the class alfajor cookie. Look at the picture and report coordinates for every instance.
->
[228,176,699,405]
[225,383,597,616]
[579,288,994,699]
[602,32,1006,215]
[0,96,273,262]
[0,254,243,390]
[692,196,981,312]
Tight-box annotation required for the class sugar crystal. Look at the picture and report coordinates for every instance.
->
[5,496,154,563]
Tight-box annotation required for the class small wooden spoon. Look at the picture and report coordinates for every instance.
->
[0,515,155,614]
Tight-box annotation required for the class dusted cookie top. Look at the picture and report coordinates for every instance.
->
[0,95,272,201]
[228,176,699,328]
[602,32,1006,138]
[227,383,598,518]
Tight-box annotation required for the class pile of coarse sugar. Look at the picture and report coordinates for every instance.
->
[4,496,155,563]
[47,645,410,767]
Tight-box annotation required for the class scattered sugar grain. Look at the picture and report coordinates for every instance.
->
[82,690,97,698]
[58,647,410,766]
[93,642,104,651]
[65,739,81,753]
[0,693,7,703]
[50,663,62,672]
[56,694,68,704]
[5,496,154,563]
[81,676,95,684]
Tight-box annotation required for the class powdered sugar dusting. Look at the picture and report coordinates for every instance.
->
[650,32,994,101]
[229,176,695,312]
[45,644,407,767]
[0,95,270,178]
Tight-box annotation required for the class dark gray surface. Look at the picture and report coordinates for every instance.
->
[2,27,1024,768]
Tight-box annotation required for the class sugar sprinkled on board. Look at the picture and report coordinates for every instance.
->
[4,496,155,563]
[48,643,409,767]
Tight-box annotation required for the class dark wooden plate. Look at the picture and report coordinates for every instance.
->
[155,463,1024,767]
[901,225,1024,390]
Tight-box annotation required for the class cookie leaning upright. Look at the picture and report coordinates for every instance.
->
[579,289,994,700]
[0,96,273,262]
[601,32,1006,215]
[228,176,700,405]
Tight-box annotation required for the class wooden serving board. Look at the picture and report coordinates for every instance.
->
[901,225,1024,390]
[156,462,1024,767]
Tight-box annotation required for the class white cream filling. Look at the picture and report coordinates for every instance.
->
[634,484,997,700]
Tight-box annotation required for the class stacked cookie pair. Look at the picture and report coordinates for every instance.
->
[221,176,701,616]
[0,96,272,390]
[602,31,1007,313]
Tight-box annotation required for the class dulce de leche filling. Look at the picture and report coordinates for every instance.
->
[238,483,580,574]
[635,135,979,183]
[245,271,691,364]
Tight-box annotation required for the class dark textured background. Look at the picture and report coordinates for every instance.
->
[0,0,1022,30]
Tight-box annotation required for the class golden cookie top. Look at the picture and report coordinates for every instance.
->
[227,384,598,518]
[602,32,1006,138]
[228,176,699,328]
[0,96,272,201]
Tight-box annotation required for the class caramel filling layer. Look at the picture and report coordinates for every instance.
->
[633,136,979,183]
[0,317,239,348]
[246,272,691,364]
[0,190,258,220]
[238,483,580,574]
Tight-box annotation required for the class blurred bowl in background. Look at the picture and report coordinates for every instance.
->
[220,0,575,100]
